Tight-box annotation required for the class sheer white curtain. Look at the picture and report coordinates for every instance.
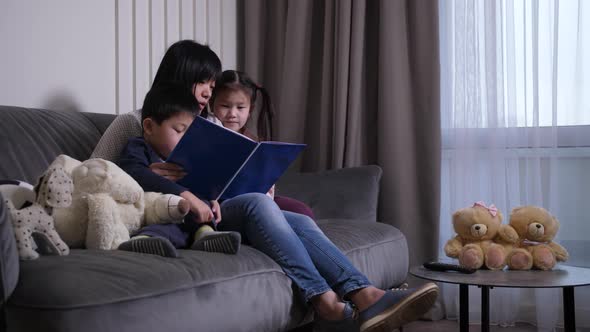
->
[439,0,590,330]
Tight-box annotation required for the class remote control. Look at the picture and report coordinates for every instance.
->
[423,261,477,274]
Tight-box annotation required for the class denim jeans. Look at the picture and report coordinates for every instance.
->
[218,193,371,302]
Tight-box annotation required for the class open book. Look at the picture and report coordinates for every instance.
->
[166,116,306,200]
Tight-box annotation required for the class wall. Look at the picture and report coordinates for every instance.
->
[0,0,237,115]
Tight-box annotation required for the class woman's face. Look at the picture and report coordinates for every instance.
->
[193,80,216,111]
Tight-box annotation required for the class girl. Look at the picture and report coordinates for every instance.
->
[210,70,314,218]
[93,41,438,332]
[209,70,439,332]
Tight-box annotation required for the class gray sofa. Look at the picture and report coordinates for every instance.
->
[0,106,409,332]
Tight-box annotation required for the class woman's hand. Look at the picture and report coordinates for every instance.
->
[149,162,186,181]
[210,200,222,223]
[180,191,214,223]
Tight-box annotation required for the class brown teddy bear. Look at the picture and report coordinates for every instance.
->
[445,202,518,270]
[505,206,569,270]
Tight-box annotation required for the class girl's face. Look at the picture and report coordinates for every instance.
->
[213,89,251,133]
[193,80,216,111]
[143,112,195,159]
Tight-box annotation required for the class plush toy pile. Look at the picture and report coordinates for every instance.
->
[0,178,70,260]
[445,202,568,270]
[1,154,191,260]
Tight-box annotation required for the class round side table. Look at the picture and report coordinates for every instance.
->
[410,264,590,332]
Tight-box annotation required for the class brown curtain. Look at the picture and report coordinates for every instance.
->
[238,0,440,267]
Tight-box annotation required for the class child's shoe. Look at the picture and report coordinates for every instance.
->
[118,236,178,258]
[358,282,439,332]
[191,231,241,254]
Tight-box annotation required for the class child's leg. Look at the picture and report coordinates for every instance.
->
[191,222,241,254]
[118,223,192,257]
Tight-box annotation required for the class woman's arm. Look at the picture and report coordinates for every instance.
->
[91,110,143,162]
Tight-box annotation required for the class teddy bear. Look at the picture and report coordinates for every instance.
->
[43,155,190,250]
[0,162,72,260]
[505,206,569,270]
[444,201,519,270]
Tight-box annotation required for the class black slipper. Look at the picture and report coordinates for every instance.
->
[118,237,179,258]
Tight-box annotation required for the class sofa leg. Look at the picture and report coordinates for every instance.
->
[0,303,6,332]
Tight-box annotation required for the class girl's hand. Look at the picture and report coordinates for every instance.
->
[266,185,276,200]
[210,200,222,223]
[149,162,186,181]
[180,191,214,223]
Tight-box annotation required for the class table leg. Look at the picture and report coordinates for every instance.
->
[481,286,490,332]
[460,284,468,332]
[563,286,575,332]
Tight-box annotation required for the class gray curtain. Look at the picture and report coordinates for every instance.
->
[239,0,440,267]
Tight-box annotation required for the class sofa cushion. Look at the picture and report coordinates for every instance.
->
[0,193,19,304]
[0,106,104,184]
[317,219,408,289]
[9,247,307,332]
[277,165,382,221]
[7,219,407,332]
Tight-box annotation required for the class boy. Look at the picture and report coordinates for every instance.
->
[117,82,241,257]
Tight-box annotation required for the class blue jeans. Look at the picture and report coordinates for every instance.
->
[218,193,371,302]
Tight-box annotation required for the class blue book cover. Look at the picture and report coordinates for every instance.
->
[166,116,306,200]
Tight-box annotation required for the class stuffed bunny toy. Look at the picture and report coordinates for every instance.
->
[47,155,189,250]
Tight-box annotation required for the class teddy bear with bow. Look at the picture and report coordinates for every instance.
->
[505,206,569,270]
[44,155,190,250]
[445,201,519,270]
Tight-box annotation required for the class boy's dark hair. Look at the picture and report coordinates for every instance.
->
[153,40,222,92]
[141,82,200,126]
[210,70,274,141]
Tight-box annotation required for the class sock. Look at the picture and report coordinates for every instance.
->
[194,225,215,241]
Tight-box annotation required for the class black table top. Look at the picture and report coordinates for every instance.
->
[410,264,590,288]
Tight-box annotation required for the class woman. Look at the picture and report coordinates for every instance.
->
[92,39,438,332]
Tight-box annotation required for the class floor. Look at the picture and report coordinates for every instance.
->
[404,319,590,332]
[405,320,538,332]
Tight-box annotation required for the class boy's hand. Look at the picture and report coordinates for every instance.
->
[180,191,214,223]
[149,162,186,181]
[210,200,221,223]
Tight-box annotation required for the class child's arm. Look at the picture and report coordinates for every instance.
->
[118,138,187,195]
[119,139,216,223]
[180,191,215,222]
[149,162,186,182]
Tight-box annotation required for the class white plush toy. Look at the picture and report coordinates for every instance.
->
[45,155,189,250]
[0,164,72,260]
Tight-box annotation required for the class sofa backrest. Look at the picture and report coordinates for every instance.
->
[277,165,382,221]
[0,106,115,184]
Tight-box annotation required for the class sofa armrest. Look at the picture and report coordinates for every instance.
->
[0,193,19,305]
[276,165,382,221]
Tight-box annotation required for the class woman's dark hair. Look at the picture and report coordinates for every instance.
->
[210,70,274,141]
[141,81,200,125]
[152,40,222,92]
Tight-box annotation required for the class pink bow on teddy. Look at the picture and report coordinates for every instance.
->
[473,201,498,217]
